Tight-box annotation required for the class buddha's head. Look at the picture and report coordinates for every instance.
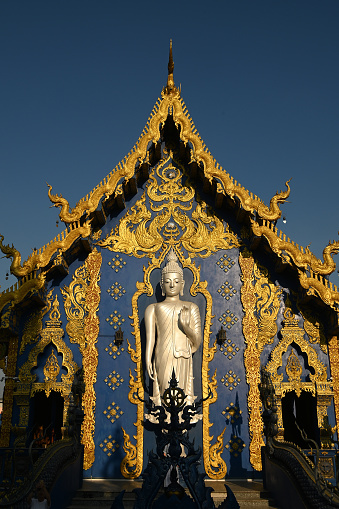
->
[161,248,184,297]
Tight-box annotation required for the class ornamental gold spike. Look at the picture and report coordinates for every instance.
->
[164,39,176,94]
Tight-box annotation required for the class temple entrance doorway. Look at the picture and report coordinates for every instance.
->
[31,391,64,444]
[282,390,320,448]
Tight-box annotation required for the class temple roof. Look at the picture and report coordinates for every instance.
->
[0,43,339,315]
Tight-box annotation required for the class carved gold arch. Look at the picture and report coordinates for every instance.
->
[121,243,226,479]
[266,306,333,437]
[18,291,78,428]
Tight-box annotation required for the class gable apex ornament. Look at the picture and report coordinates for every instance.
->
[163,39,178,96]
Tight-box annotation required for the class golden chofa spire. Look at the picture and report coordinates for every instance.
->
[163,40,179,95]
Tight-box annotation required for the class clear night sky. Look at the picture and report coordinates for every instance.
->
[0,0,338,292]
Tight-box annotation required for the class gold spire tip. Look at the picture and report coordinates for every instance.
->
[168,39,174,76]
[165,39,175,93]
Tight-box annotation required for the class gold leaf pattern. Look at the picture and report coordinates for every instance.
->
[82,248,102,470]
[98,156,239,260]
[239,250,264,471]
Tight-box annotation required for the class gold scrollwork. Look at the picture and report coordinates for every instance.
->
[44,351,60,382]
[98,156,239,260]
[301,309,327,353]
[239,250,264,471]
[285,349,303,396]
[20,302,50,355]
[61,263,88,354]
[81,248,102,470]
[328,336,339,431]
[253,263,282,353]
[120,427,138,478]
[61,253,102,470]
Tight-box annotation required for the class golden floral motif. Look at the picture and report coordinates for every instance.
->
[98,193,165,257]
[20,303,50,355]
[253,262,282,353]
[98,157,239,260]
[207,427,226,477]
[81,248,102,470]
[61,263,88,354]
[44,351,60,382]
[285,349,303,396]
[120,428,138,478]
[301,309,327,353]
[239,250,264,471]
[328,336,339,431]
[239,255,281,468]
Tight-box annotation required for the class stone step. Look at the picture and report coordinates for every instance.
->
[67,479,279,509]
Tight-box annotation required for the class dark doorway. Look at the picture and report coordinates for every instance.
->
[32,391,64,442]
[282,391,320,448]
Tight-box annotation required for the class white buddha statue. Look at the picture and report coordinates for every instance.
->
[145,249,202,407]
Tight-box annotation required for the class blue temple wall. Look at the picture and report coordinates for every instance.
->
[12,168,335,479]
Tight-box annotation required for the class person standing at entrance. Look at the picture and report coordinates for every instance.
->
[27,480,51,509]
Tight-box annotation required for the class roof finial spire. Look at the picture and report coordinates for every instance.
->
[165,39,175,93]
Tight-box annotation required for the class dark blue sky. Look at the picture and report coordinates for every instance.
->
[1,0,339,291]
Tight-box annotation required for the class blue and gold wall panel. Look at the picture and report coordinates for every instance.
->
[13,151,335,481]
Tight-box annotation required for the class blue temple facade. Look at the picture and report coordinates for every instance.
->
[1,46,339,485]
